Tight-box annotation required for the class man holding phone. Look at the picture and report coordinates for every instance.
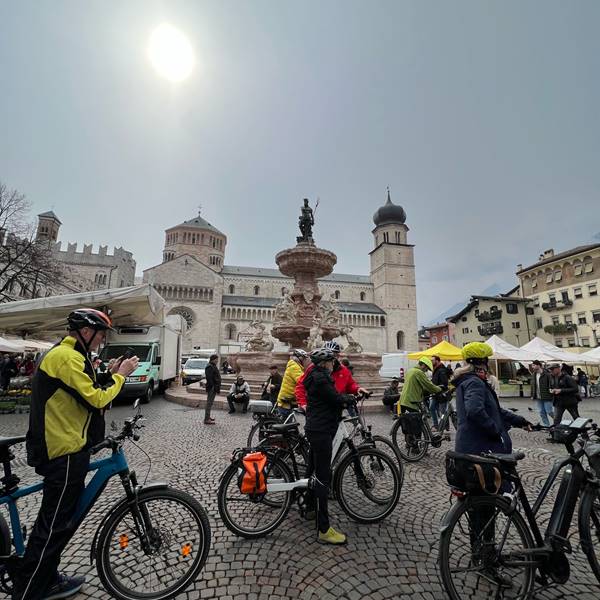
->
[13,309,139,600]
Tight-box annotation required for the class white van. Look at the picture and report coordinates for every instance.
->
[379,352,415,380]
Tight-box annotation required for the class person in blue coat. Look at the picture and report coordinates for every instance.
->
[453,342,531,455]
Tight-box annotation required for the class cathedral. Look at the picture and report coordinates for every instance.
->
[142,192,418,355]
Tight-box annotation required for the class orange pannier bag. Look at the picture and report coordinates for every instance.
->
[238,451,268,495]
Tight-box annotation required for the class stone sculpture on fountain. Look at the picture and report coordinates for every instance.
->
[244,320,274,352]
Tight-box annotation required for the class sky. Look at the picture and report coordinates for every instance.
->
[1,1,599,324]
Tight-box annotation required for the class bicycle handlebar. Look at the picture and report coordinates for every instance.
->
[90,413,145,455]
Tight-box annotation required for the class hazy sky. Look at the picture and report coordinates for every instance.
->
[2,1,599,324]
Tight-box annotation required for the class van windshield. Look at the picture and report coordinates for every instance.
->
[184,359,208,370]
[100,345,152,362]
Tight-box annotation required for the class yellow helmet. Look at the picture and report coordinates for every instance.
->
[462,342,493,361]
[418,356,434,371]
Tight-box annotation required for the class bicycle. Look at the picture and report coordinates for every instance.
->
[390,392,455,462]
[0,400,211,600]
[438,417,600,600]
[217,403,402,539]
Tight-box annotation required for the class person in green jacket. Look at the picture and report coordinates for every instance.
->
[398,357,442,414]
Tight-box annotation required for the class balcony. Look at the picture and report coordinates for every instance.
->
[477,310,503,322]
[478,323,504,336]
[544,323,578,335]
[541,299,573,311]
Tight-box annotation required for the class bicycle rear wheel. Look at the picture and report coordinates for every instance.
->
[334,447,401,523]
[439,495,535,600]
[579,485,600,584]
[390,416,430,462]
[217,455,293,539]
[247,417,280,447]
[96,487,211,600]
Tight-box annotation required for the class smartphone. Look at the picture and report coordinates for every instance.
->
[123,347,136,360]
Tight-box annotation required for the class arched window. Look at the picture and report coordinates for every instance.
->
[360,292,366,301]
[334,290,340,300]
[281,287,287,296]
[225,323,237,340]
[254,285,260,296]
[228,284,235,294]
[396,330,405,350]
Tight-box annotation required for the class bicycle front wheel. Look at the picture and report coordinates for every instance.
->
[579,485,600,584]
[439,495,535,600]
[96,487,211,600]
[390,416,430,462]
[217,455,293,539]
[334,447,401,523]
[360,434,404,477]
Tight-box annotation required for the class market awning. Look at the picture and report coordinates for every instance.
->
[520,336,587,363]
[408,340,464,361]
[0,284,165,336]
[579,346,600,363]
[485,335,535,362]
[0,336,26,353]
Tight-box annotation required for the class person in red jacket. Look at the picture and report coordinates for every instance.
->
[324,341,370,398]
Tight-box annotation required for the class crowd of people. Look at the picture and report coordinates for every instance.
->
[0,353,36,392]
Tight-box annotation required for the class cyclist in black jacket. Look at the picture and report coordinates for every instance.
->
[303,347,348,545]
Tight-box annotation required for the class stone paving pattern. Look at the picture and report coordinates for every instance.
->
[2,397,600,600]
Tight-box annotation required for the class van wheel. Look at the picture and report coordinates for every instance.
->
[141,383,153,404]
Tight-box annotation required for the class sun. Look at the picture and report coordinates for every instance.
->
[148,23,195,82]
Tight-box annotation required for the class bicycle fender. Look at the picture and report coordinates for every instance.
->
[89,481,168,564]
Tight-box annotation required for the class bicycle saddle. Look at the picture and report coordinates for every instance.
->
[267,423,299,434]
[0,435,26,449]
[487,451,526,465]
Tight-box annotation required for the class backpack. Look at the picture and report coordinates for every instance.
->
[238,451,267,495]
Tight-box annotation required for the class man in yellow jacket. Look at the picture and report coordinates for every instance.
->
[13,309,139,600]
[276,348,309,417]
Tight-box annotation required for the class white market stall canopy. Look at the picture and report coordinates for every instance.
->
[0,284,165,337]
[485,335,536,362]
[520,336,595,363]
[580,346,600,363]
[0,336,27,352]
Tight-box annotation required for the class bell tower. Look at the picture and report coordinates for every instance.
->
[369,189,418,352]
[36,211,62,243]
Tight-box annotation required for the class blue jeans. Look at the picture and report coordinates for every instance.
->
[536,399,554,427]
[429,399,447,428]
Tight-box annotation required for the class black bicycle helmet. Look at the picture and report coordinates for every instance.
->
[310,348,335,364]
[67,308,115,332]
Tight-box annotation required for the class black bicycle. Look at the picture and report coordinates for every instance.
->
[438,417,600,600]
[390,392,456,462]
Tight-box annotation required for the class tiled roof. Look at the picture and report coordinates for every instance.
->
[517,243,600,274]
[38,211,62,224]
[222,295,385,314]
[169,215,225,236]
[222,265,370,284]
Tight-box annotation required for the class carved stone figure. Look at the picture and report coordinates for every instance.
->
[306,316,324,350]
[274,291,297,325]
[320,294,341,326]
[341,325,363,354]
[297,198,315,243]
[245,320,274,352]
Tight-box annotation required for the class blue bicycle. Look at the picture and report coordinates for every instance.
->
[0,401,211,600]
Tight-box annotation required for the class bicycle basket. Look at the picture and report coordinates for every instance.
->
[445,451,503,495]
[400,412,423,436]
[551,425,578,445]
[585,442,600,477]
[238,451,268,495]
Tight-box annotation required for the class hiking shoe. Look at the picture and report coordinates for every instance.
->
[228,409,235,414]
[42,573,86,600]
[204,418,216,425]
[481,568,513,589]
[318,527,347,545]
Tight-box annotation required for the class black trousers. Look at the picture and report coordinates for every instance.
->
[12,451,90,600]
[553,404,580,426]
[227,393,249,412]
[305,430,334,534]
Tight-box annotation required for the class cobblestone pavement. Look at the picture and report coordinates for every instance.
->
[1,396,600,600]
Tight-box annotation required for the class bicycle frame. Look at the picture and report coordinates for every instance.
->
[266,418,355,494]
[0,449,129,556]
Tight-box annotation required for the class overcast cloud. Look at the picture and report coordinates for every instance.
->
[1,1,598,324]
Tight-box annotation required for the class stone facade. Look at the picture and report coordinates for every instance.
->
[516,244,600,348]
[143,196,418,355]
